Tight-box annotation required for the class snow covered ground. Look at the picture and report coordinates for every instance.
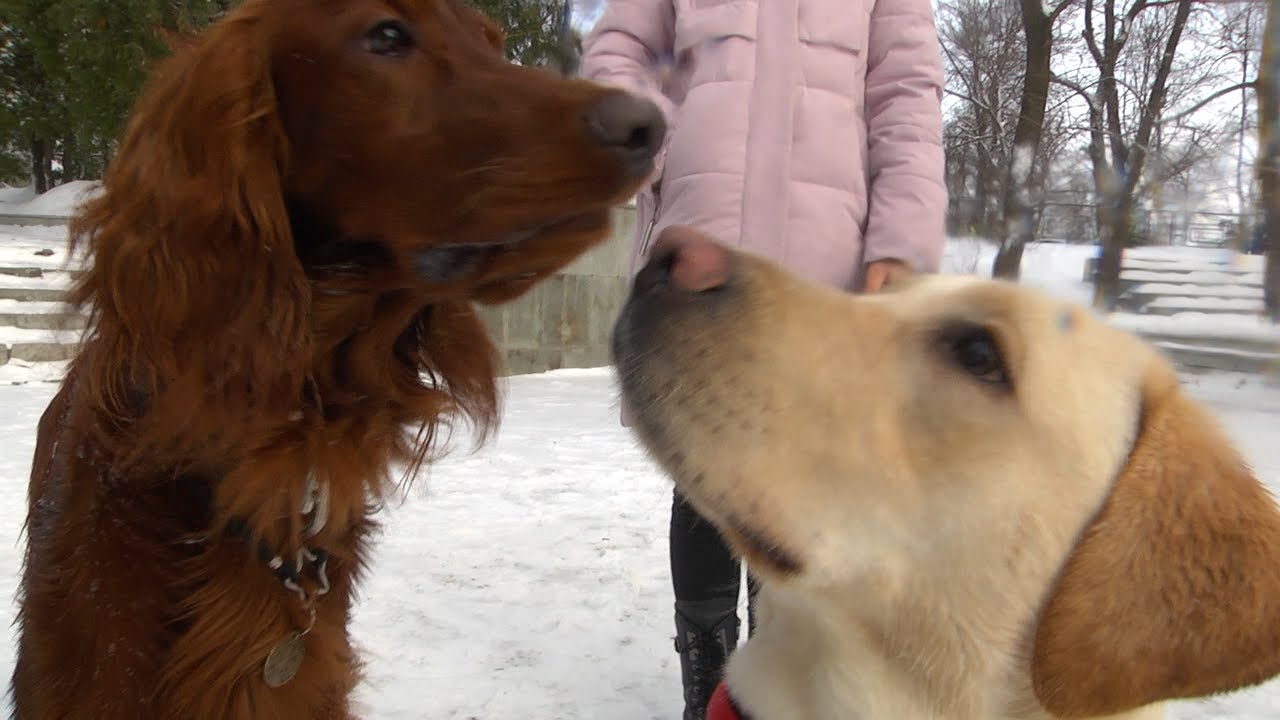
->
[0,369,1278,718]
[1,206,1279,715]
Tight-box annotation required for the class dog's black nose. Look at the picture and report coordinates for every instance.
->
[633,225,733,296]
[584,91,667,175]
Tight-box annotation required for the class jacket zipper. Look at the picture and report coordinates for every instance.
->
[638,186,661,256]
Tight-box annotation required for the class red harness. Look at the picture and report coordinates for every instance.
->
[706,680,750,720]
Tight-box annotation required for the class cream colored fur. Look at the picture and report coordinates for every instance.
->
[614,244,1280,720]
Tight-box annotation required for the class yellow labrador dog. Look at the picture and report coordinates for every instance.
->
[612,225,1280,720]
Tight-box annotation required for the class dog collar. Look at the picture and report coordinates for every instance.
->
[707,680,751,720]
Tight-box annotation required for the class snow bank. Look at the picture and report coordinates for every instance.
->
[0,185,36,206]
[942,236,1097,305]
[0,180,101,217]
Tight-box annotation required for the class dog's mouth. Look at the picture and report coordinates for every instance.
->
[414,210,610,289]
[414,231,536,284]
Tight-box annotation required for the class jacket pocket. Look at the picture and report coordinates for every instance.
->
[799,5,870,54]
[674,2,758,58]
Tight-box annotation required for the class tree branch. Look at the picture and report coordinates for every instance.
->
[1051,73,1097,109]
[1159,79,1258,126]
[1083,0,1105,65]
[1048,0,1075,23]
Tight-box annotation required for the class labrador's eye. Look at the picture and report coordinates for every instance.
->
[941,325,1010,387]
[365,20,415,57]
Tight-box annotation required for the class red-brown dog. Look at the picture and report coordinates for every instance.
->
[13,1,664,717]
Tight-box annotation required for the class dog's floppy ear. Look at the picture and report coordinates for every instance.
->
[66,9,310,466]
[1030,364,1280,717]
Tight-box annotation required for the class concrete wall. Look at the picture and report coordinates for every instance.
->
[476,203,637,376]
[0,206,640,377]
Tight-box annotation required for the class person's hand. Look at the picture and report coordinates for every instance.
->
[863,258,911,293]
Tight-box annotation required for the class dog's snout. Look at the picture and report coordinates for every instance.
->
[652,225,732,293]
[613,225,737,384]
[584,92,667,174]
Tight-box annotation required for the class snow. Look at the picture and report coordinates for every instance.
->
[0,368,1276,717]
[0,180,100,217]
[942,236,1098,305]
[0,300,74,315]
[0,272,74,290]
[1145,296,1265,311]
[1124,257,1266,273]
[1111,312,1280,343]
[1127,283,1262,299]
[0,225,81,270]
[0,326,80,346]
[1154,341,1280,362]
[1124,245,1266,267]
[1122,269,1263,285]
[0,359,69,386]
[0,185,35,206]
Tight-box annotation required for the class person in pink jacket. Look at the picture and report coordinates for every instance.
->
[581,1,946,717]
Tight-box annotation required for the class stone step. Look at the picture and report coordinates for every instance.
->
[0,266,83,279]
[1138,332,1278,356]
[1152,341,1280,375]
[0,287,68,302]
[1140,297,1266,316]
[6,342,78,363]
[1121,269,1263,286]
[0,312,87,330]
[1114,312,1279,375]
[0,213,71,227]
[1122,257,1266,273]
[1084,257,1266,285]
[0,324,82,367]
[1123,282,1264,299]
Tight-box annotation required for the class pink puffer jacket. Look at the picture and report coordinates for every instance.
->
[581,0,947,290]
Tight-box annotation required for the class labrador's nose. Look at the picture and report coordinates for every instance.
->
[634,225,733,296]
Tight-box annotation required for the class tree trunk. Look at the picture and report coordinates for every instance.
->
[992,0,1054,279]
[1260,0,1279,322]
[30,137,49,194]
[1093,170,1131,311]
[1091,0,1193,311]
[60,135,76,183]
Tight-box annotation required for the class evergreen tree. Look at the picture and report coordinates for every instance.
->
[470,0,577,71]
[0,0,574,190]
[0,18,31,184]
[0,0,224,189]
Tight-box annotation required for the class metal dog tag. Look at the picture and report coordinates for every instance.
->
[263,631,306,688]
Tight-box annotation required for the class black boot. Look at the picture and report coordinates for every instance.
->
[674,598,740,720]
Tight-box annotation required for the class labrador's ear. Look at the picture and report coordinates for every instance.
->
[1031,364,1280,718]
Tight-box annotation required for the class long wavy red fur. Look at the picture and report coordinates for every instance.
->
[11,0,651,717]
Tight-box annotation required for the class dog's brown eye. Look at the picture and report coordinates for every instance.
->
[943,326,1009,386]
[365,20,414,57]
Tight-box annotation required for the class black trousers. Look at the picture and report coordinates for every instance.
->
[670,490,754,604]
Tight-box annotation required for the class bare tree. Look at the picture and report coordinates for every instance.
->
[939,0,1026,238]
[1053,0,1196,310]
[1216,2,1264,240]
[939,0,1075,263]
[1260,0,1279,322]
[991,0,1074,278]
